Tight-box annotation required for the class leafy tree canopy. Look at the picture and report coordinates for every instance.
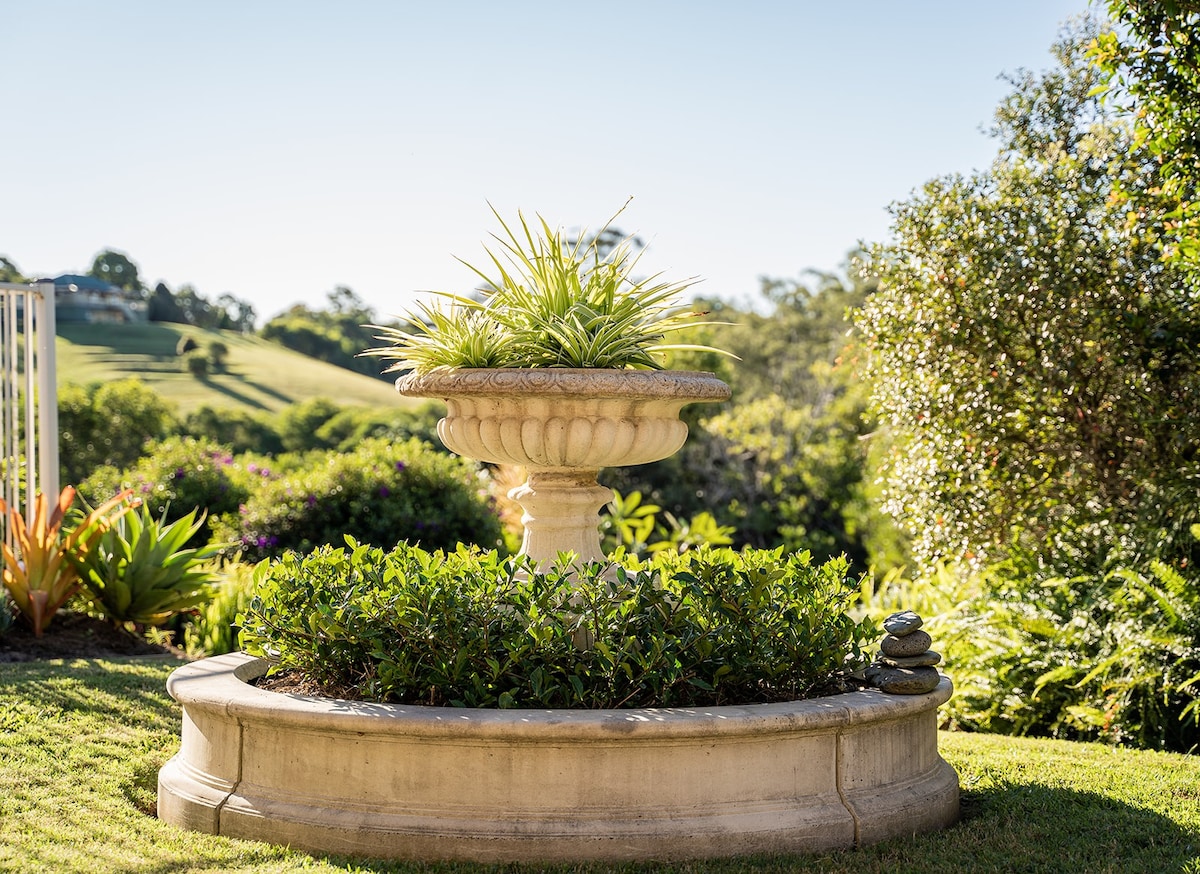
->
[1094,1,1200,271]
[261,286,395,381]
[89,249,144,294]
[857,23,1200,574]
[0,256,25,283]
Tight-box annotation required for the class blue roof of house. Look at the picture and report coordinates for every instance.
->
[50,274,121,292]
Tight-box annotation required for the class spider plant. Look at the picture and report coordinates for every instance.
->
[366,202,732,373]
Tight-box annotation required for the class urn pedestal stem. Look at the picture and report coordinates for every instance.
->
[509,472,613,567]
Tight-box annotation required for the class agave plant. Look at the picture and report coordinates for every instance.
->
[366,202,731,373]
[71,504,225,628]
[0,486,137,636]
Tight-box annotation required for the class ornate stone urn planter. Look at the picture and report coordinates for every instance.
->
[396,367,731,567]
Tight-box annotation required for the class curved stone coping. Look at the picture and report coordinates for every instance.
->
[397,368,731,403]
[167,652,953,739]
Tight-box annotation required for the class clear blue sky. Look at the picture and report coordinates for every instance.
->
[4,1,1091,324]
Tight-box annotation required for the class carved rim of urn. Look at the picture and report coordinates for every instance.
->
[397,367,732,404]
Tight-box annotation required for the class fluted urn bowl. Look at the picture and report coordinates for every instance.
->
[397,368,730,567]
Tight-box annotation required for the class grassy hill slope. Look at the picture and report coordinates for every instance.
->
[56,322,414,415]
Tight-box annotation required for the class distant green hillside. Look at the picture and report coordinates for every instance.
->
[56,322,415,415]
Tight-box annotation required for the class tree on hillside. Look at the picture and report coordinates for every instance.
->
[149,281,256,331]
[260,286,394,380]
[0,256,25,283]
[216,292,256,332]
[89,249,144,294]
[856,24,1200,574]
[148,282,187,322]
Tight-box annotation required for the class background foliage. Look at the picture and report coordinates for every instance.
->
[856,26,1200,576]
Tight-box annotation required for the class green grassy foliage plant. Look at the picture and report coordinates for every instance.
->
[184,559,257,657]
[239,539,875,708]
[225,437,504,561]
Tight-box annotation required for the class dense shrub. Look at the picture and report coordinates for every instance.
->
[58,379,179,486]
[239,540,876,708]
[313,403,444,453]
[182,405,284,455]
[227,437,503,560]
[78,436,253,546]
[856,29,1200,575]
[274,397,342,452]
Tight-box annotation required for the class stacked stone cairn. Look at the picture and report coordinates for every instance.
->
[864,610,943,695]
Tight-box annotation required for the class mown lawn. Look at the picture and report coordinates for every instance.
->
[1,656,1197,873]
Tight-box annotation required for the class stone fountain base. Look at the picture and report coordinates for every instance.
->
[158,652,958,862]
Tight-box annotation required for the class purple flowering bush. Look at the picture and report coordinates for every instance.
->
[225,437,504,561]
[78,436,251,547]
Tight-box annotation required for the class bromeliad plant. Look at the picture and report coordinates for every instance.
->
[239,538,876,709]
[366,201,731,373]
[70,504,225,629]
[0,486,137,636]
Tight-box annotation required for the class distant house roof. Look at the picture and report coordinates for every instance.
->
[47,274,121,293]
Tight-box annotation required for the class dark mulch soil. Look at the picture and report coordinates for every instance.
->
[252,669,339,697]
[0,611,184,662]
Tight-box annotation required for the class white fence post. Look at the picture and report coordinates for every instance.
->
[0,280,58,546]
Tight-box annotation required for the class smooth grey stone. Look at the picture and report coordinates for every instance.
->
[865,665,941,695]
[877,649,942,668]
[882,610,924,636]
[880,629,933,657]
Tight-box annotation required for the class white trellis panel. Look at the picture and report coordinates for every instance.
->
[0,281,58,548]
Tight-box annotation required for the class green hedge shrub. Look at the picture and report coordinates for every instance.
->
[182,405,284,455]
[58,378,180,486]
[314,403,444,453]
[239,540,876,708]
[227,437,503,561]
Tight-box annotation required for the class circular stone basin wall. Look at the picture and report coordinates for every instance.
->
[158,652,959,862]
